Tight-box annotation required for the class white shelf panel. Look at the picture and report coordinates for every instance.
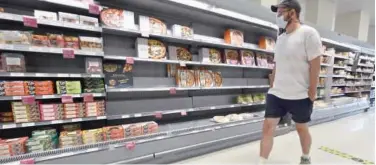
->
[332,84,346,87]
[0,93,106,101]
[357,63,374,68]
[104,55,273,70]
[0,44,104,57]
[332,75,347,78]
[0,72,103,78]
[106,85,270,93]
[0,116,106,130]
[333,55,349,60]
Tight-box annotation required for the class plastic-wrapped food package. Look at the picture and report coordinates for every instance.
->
[47,34,64,48]
[63,36,80,49]
[199,48,222,64]
[224,49,240,65]
[172,24,194,38]
[100,8,135,28]
[79,15,99,27]
[58,12,79,24]
[224,29,244,46]
[32,35,50,47]
[0,31,32,45]
[34,10,57,21]
[1,53,26,72]
[79,36,103,52]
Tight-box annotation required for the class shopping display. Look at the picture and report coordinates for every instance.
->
[0,0,373,164]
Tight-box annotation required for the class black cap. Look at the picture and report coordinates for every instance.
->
[271,0,301,14]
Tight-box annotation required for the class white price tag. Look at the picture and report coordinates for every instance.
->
[21,122,35,127]
[97,116,106,119]
[134,113,142,117]
[42,95,56,99]
[90,74,101,78]
[122,115,130,118]
[93,93,103,97]
[230,105,235,108]
[12,96,21,100]
[10,73,25,77]
[51,120,63,124]
[179,62,186,67]
[70,74,81,77]
[31,47,45,52]
[57,73,69,77]
[248,103,253,106]
[35,73,48,77]
[188,108,194,112]
[1,44,14,50]
[72,118,83,122]
[210,106,215,110]
[2,124,16,129]
[49,48,62,53]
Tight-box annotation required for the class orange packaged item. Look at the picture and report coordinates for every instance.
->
[140,121,159,135]
[224,29,244,46]
[0,137,28,157]
[122,123,142,138]
[103,126,124,140]
[259,36,275,51]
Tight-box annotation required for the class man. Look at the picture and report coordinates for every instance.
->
[259,0,322,164]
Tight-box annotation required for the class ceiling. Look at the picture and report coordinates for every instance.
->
[336,0,375,26]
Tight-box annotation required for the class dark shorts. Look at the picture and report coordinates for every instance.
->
[265,94,313,123]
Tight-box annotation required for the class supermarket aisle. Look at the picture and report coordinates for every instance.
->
[175,111,375,164]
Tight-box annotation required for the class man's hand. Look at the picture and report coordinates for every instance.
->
[308,87,316,102]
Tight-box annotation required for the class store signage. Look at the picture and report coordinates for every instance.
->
[126,57,134,64]
[22,96,35,104]
[63,49,75,59]
[89,4,100,15]
[169,88,177,94]
[83,94,94,102]
[125,141,136,150]
[61,95,73,103]
[23,16,38,28]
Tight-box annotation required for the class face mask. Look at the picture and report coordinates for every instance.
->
[276,15,287,29]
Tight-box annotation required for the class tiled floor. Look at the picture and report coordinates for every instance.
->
[175,111,375,164]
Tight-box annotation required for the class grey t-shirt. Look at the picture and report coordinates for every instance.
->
[268,25,323,100]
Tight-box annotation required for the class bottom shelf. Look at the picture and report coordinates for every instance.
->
[2,100,369,164]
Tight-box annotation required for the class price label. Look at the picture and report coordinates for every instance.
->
[134,113,142,117]
[23,16,38,28]
[35,73,48,77]
[154,111,163,119]
[210,106,215,110]
[21,122,35,127]
[51,120,63,124]
[22,96,35,105]
[2,124,16,129]
[89,4,101,15]
[230,105,235,108]
[122,115,130,118]
[83,94,94,102]
[57,73,69,77]
[72,118,83,122]
[126,57,134,64]
[42,95,55,99]
[181,111,187,116]
[20,158,35,164]
[12,96,22,100]
[63,48,75,59]
[61,95,73,103]
[169,88,177,94]
[90,74,101,78]
[125,142,136,150]
[179,61,186,67]
[10,73,25,77]
[86,147,99,152]
[97,116,106,119]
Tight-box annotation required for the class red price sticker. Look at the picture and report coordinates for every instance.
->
[126,57,134,64]
[125,141,136,150]
[89,4,100,15]
[154,111,163,119]
[63,48,75,59]
[83,94,94,102]
[181,111,187,116]
[23,16,38,28]
[20,158,35,164]
[61,95,73,103]
[169,88,177,94]
[22,96,35,105]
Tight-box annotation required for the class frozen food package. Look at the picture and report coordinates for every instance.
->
[176,69,196,88]
[79,15,99,27]
[240,50,256,66]
[199,48,222,64]
[64,36,80,49]
[256,53,268,67]
[32,35,50,47]
[100,8,135,28]
[139,16,167,35]
[34,10,58,21]
[58,12,79,24]
[47,33,64,48]
[172,24,194,38]
[224,29,244,46]
[79,36,103,51]
[85,57,103,74]
[224,49,239,65]
[168,46,192,61]
[212,71,223,87]
[197,69,214,87]
[1,53,26,72]
[259,36,275,51]
[136,38,166,59]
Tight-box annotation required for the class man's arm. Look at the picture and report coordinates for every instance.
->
[308,56,321,97]
[269,65,276,88]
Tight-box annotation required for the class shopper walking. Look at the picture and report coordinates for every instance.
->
[259,0,322,164]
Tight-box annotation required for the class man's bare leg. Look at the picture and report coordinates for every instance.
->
[296,123,312,164]
[259,118,280,163]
